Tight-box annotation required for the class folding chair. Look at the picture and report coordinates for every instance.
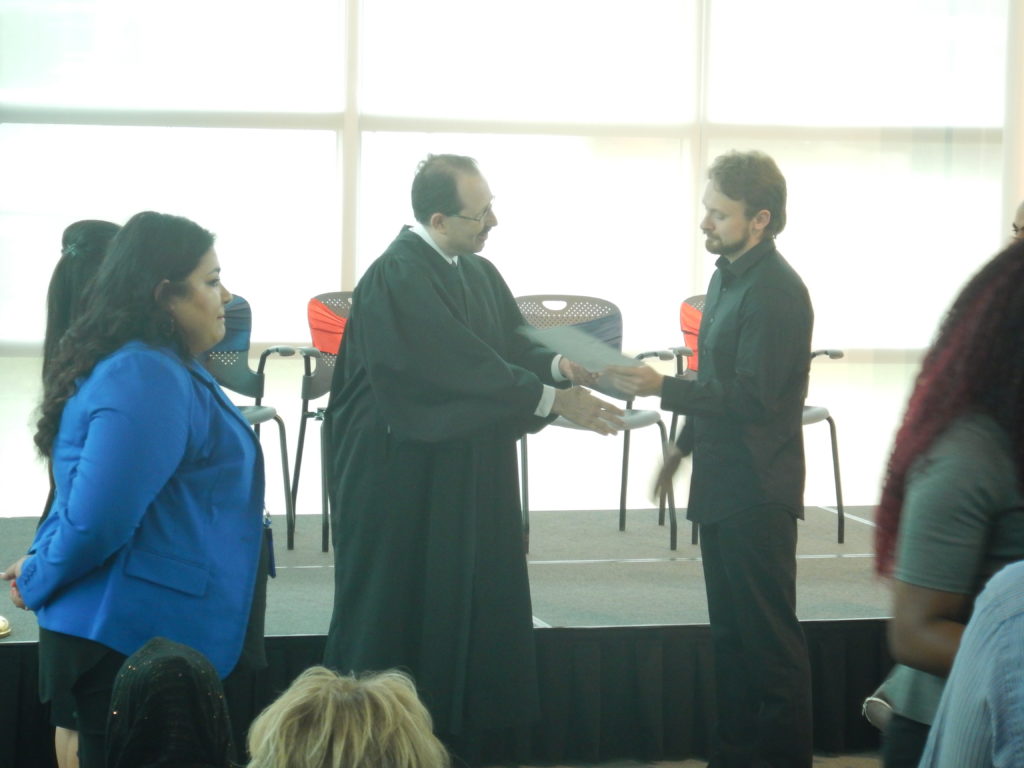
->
[203,295,298,546]
[516,294,683,550]
[293,291,353,552]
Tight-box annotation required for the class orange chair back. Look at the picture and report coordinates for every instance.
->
[308,296,348,354]
[680,295,705,372]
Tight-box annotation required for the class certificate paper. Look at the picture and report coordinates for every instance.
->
[518,324,640,371]
[518,324,641,401]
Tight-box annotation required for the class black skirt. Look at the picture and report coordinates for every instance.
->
[39,629,125,731]
[38,533,270,731]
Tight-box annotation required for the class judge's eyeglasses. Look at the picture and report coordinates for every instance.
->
[451,201,494,223]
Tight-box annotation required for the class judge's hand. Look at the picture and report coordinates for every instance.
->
[552,387,625,435]
[606,364,665,398]
[2,556,28,610]
[653,444,686,501]
[558,357,599,388]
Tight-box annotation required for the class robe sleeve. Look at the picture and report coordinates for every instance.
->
[483,262,565,386]
[351,253,554,442]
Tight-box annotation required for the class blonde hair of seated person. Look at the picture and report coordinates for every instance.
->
[247,667,450,768]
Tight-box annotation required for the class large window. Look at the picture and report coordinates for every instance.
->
[0,0,345,111]
[359,131,693,348]
[0,0,1014,351]
[706,0,1006,128]
[0,123,340,342]
[360,0,699,123]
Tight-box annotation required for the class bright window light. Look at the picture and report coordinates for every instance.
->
[705,133,1004,349]
[0,0,1014,354]
[360,131,694,351]
[0,0,345,111]
[360,0,699,123]
[0,123,340,343]
[706,0,1007,127]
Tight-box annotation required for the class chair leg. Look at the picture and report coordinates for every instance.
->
[619,429,631,532]
[272,415,296,550]
[658,431,666,526]
[519,436,530,553]
[656,419,678,551]
[319,418,329,553]
[291,411,310,511]
[827,416,845,544]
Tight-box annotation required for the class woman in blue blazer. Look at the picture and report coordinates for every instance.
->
[3,211,266,768]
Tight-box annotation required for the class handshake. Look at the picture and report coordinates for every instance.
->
[551,357,667,435]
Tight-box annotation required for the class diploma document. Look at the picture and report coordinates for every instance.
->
[518,324,640,401]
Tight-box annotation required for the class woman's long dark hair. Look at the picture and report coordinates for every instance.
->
[43,220,121,376]
[35,211,215,458]
[874,237,1024,575]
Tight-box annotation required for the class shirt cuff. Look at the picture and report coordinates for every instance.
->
[535,384,556,417]
[659,374,690,413]
[551,354,566,381]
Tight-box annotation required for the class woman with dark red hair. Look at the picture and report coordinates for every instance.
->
[873,236,1024,768]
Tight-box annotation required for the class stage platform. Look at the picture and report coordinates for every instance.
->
[1,506,891,767]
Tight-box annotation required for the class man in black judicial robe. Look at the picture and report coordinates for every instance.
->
[322,154,622,749]
[610,151,813,768]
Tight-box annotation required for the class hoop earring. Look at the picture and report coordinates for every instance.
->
[162,313,177,339]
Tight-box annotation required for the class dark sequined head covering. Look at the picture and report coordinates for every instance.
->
[106,637,235,768]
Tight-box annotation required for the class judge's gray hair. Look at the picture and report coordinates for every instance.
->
[411,154,480,225]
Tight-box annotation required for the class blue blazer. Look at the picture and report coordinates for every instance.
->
[19,341,265,677]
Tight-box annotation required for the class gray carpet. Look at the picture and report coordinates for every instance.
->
[0,505,889,645]
[526,504,887,627]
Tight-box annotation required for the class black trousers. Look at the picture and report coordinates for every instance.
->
[699,505,813,768]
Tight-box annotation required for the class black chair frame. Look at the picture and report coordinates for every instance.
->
[292,290,353,552]
[516,294,682,550]
[292,347,335,552]
[205,343,298,546]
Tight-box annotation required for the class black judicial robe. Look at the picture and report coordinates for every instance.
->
[322,227,560,735]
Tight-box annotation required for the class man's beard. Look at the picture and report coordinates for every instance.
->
[704,235,747,257]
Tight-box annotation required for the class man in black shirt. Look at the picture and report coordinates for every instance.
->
[611,150,813,768]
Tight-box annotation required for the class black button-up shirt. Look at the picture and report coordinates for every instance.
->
[661,238,813,523]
